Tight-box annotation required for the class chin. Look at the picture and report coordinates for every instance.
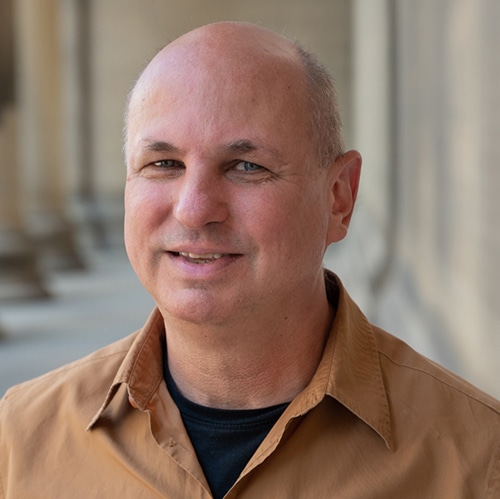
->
[157,290,235,326]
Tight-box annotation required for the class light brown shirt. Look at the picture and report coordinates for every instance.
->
[1,271,499,498]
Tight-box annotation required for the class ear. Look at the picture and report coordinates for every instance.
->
[326,150,362,244]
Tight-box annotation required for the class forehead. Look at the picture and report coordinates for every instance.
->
[126,28,313,160]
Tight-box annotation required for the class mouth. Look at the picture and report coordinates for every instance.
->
[171,251,225,264]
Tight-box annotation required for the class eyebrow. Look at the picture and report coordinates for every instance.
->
[224,139,286,165]
[226,139,258,154]
[141,139,180,153]
[139,138,286,164]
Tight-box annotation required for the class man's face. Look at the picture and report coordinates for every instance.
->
[124,36,343,326]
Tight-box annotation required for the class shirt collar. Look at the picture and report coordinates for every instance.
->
[321,270,393,448]
[87,308,165,430]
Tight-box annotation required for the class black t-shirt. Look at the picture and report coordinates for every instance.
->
[165,364,288,499]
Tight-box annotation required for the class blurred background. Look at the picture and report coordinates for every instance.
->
[0,0,499,398]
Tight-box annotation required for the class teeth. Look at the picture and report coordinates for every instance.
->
[178,251,223,260]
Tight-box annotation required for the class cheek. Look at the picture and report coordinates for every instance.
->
[288,190,332,258]
[247,189,324,255]
[124,184,169,253]
[125,183,168,222]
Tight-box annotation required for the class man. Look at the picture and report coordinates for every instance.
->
[1,22,499,498]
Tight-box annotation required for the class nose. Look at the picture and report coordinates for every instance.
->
[173,167,229,229]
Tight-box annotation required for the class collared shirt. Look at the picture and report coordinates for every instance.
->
[1,271,499,498]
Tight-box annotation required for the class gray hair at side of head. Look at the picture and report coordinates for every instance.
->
[293,42,346,168]
[122,71,141,162]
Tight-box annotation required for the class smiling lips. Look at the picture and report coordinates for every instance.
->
[176,251,224,264]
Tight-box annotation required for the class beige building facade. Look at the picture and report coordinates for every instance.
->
[1,0,499,397]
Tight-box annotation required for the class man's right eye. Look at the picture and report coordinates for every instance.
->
[152,160,180,168]
[140,159,184,179]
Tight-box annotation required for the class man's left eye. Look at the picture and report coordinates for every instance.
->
[234,161,262,172]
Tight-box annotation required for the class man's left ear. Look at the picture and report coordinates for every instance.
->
[327,150,362,244]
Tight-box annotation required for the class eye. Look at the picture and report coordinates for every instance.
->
[152,159,181,168]
[140,159,184,180]
[234,161,263,172]
[227,160,274,184]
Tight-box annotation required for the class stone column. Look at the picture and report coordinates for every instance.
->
[479,0,500,380]
[61,0,110,249]
[0,0,48,301]
[374,0,500,397]
[14,0,85,270]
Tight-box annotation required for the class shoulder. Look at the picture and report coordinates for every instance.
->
[0,332,138,428]
[373,327,500,494]
[373,325,500,426]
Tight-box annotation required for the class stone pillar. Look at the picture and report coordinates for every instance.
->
[479,0,500,382]
[61,0,110,249]
[344,0,393,313]
[14,0,85,270]
[0,0,48,301]
[373,0,500,397]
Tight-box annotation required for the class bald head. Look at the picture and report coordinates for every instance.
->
[125,22,344,167]
[163,22,298,64]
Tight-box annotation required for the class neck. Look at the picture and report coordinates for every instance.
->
[163,295,334,410]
